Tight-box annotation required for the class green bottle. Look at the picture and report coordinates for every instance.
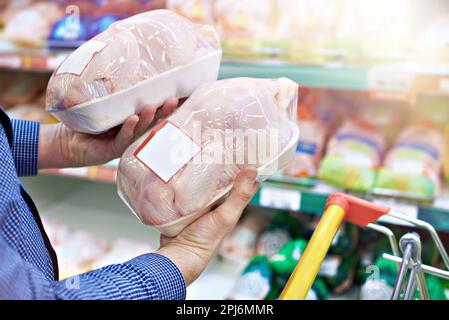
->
[256,212,304,258]
[267,239,329,300]
[268,239,308,276]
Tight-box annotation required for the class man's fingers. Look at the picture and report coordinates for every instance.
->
[135,105,157,137]
[112,115,139,154]
[161,97,179,116]
[212,167,259,229]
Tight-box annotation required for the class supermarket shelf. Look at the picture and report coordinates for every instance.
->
[41,165,449,233]
[219,61,369,91]
[0,46,446,96]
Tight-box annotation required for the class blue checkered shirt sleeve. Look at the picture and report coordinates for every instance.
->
[0,233,187,300]
[10,119,40,177]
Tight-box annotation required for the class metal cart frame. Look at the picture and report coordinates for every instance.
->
[279,193,449,300]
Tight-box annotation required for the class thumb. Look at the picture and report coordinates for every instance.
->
[213,167,259,228]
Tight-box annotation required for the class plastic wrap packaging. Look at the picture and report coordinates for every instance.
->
[318,119,387,192]
[284,105,327,178]
[375,124,444,199]
[45,9,222,134]
[117,77,299,236]
[2,2,63,47]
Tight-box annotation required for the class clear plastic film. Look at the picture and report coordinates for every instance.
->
[45,9,221,133]
[376,124,444,199]
[117,77,299,236]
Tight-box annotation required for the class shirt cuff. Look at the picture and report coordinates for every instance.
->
[126,253,187,300]
[10,119,40,177]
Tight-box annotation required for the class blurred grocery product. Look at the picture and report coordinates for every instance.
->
[42,218,71,247]
[220,210,270,264]
[227,255,273,300]
[445,124,449,185]
[359,256,398,300]
[318,119,387,192]
[6,104,57,123]
[256,212,304,258]
[118,78,298,236]
[284,100,327,178]
[319,252,357,295]
[55,229,109,279]
[167,0,215,24]
[376,124,444,199]
[268,239,308,276]
[0,73,48,109]
[1,1,64,47]
[91,238,153,269]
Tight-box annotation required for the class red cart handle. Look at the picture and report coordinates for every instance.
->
[326,192,391,227]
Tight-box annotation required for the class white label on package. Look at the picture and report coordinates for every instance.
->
[57,40,108,76]
[260,186,301,211]
[134,121,201,183]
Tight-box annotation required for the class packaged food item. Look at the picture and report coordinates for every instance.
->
[46,9,222,134]
[6,105,57,124]
[268,239,308,276]
[167,0,216,24]
[318,252,357,295]
[55,230,109,279]
[227,256,273,300]
[269,239,329,300]
[360,256,447,300]
[375,124,444,199]
[91,238,153,269]
[304,218,358,257]
[284,114,326,178]
[1,73,48,109]
[117,78,299,236]
[256,212,304,258]
[318,119,387,192]
[220,210,270,264]
[2,2,64,47]
[41,218,71,247]
[48,15,93,48]
[445,124,449,186]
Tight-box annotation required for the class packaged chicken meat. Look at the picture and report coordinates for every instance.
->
[117,77,299,236]
[2,1,63,47]
[375,123,444,199]
[46,9,222,134]
[284,114,327,178]
[318,119,387,193]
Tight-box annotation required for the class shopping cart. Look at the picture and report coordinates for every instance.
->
[279,193,449,300]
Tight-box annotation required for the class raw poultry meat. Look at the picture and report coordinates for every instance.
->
[117,77,298,235]
[46,9,220,111]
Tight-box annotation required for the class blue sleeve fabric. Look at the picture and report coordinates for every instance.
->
[0,234,186,300]
[10,119,40,177]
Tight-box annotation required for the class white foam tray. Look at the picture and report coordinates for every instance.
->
[49,50,222,134]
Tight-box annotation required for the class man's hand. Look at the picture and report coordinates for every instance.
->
[156,168,260,286]
[38,98,179,169]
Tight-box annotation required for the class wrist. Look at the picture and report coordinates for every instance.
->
[156,243,210,286]
[38,124,76,169]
